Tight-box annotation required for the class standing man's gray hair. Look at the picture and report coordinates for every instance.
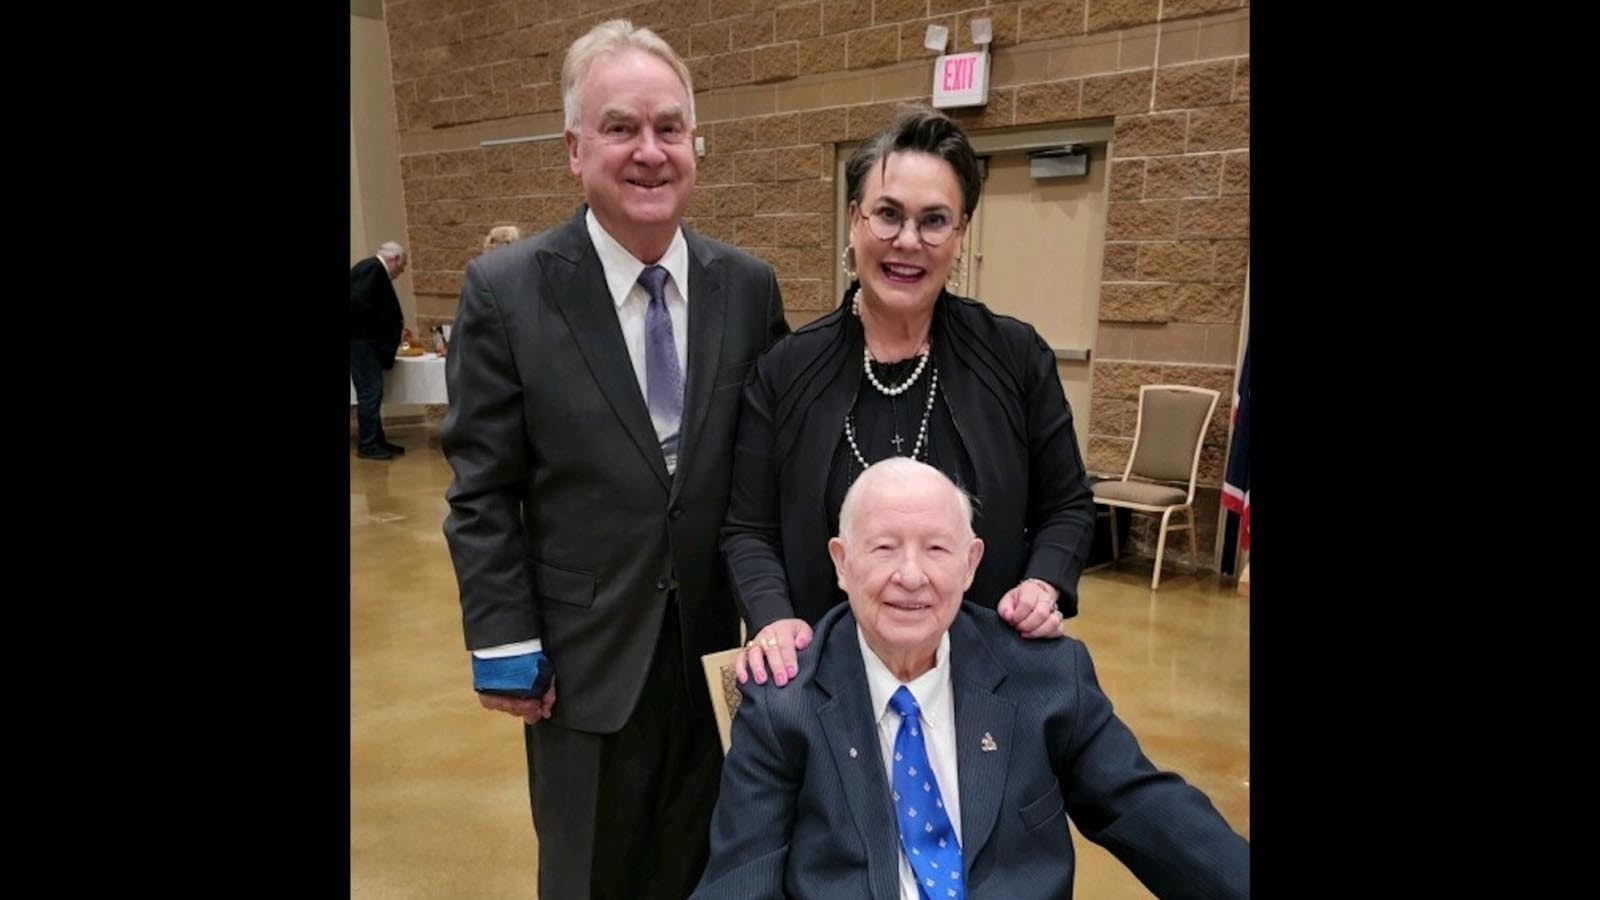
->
[376,241,405,260]
[561,19,697,132]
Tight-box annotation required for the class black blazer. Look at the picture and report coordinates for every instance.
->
[693,602,1250,899]
[721,289,1096,632]
[441,205,790,733]
[349,256,403,367]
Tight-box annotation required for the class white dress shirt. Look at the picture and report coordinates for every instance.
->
[585,209,689,472]
[858,628,963,900]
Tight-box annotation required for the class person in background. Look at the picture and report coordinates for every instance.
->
[350,241,408,460]
[483,224,521,253]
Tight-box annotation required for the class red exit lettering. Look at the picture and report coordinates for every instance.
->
[942,56,973,92]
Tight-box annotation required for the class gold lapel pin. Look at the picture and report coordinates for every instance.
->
[980,732,997,752]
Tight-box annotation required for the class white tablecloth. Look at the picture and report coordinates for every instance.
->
[350,353,448,405]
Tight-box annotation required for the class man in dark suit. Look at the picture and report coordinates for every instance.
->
[440,19,789,900]
[349,241,408,460]
[693,458,1250,900]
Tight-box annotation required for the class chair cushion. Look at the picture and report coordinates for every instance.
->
[1130,389,1214,482]
[1092,479,1187,507]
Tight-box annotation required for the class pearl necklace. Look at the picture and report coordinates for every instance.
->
[844,364,939,468]
[862,340,931,397]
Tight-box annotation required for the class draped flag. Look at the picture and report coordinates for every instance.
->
[1221,338,1250,551]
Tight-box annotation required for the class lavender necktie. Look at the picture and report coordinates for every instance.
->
[638,265,683,471]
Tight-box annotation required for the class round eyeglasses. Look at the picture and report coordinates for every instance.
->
[857,205,963,247]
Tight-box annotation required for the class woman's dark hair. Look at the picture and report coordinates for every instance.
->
[844,106,982,219]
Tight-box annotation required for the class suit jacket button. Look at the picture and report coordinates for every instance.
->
[669,506,684,520]
[656,578,669,591]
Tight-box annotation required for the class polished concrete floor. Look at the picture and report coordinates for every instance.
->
[351,426,1250,898]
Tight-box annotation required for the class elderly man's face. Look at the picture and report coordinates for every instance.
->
[829,467,983,665]
[565,47,695,245]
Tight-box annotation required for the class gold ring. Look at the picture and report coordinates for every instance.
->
[760,636,779,648]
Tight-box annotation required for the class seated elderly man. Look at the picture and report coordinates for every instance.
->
[693,458,1249,900]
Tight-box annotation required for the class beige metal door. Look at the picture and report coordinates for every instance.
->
[962,146,1108,456]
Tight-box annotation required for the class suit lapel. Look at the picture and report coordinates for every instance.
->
[671,228,727,499]
[543,208,671,491]
[948,610,1016,872]
[815,612,904,900]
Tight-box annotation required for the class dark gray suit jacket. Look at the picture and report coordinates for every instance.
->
[441,205,789,733]
[693,603,1250,899]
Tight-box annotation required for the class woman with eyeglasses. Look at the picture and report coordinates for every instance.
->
[725,106,1097,686]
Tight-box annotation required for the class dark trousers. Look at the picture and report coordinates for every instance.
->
[349,340,387,452]
[525,602,724,900]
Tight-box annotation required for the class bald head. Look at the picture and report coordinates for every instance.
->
[836,458,974,545]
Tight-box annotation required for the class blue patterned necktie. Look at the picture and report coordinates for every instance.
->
[637,265,683,471]
[888,686,964,900]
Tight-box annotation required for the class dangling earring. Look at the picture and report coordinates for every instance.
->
[946,254,967,294]
[843,245,862,315]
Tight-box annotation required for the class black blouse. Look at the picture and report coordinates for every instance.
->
[721,288,1097,632]
[825,353,977,545]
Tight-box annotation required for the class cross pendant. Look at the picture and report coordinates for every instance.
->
[890,432,905,453]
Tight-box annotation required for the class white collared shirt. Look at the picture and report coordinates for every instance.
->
[584,209,689,471]
[858,627,963,900]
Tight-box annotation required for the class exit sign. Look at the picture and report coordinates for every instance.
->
[931,51,988,109]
